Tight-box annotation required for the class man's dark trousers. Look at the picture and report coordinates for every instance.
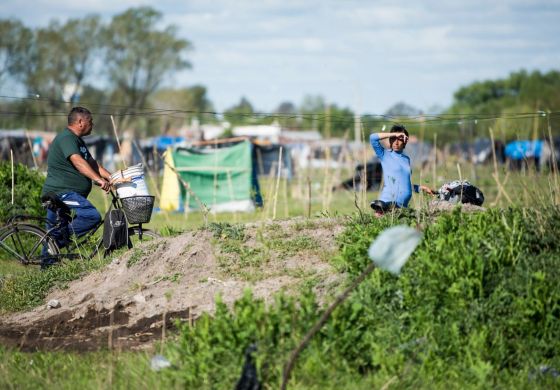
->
[41,192,101,268]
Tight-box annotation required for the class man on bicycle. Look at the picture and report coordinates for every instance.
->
[41,107,112,267]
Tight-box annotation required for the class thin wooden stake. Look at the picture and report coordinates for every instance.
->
[110,115,127,169]
[24,131,38,169]
[10,149,14,205]
[272,147,283,220]
[432,133,437,189]
[547,114,559,203]
[163,158,209,226]
[306,177,312,219]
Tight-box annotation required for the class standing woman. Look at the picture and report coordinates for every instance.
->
[369,124,433,214]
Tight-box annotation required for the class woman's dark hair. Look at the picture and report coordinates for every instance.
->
[391,124,409,137]
[389,124,408,148]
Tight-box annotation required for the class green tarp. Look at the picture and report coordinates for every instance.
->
[172,141,252,208]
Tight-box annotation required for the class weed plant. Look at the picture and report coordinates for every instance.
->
[0,162,44,221]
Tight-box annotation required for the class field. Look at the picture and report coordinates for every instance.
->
[0,159,559,389]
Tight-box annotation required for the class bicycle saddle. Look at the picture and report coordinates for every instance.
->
[41,193,71,214]
[370,200,399,213]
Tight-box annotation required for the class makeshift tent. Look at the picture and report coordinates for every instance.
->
[505,140,544,170]
[253,144,293,179]
[448,139,506,164]
[334,158,382,192]
[505,140,543,160]
[160,140,262,212]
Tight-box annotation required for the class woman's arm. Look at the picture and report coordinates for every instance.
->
[373,132,409,142]
[413,184,436,195]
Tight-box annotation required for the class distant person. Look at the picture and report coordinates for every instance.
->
[369,124,433,215]
[41,107,113,267]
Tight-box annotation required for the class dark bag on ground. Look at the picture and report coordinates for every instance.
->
[438,180,484,206]
[103,209,129,250]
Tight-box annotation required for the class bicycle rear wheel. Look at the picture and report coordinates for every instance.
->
[0,224,59,266]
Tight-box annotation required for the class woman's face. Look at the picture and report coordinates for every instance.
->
[390,133,408,152]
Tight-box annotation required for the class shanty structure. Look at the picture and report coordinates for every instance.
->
[160,140,262,212]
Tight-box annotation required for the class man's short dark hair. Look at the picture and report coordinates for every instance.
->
[68,107,92,125]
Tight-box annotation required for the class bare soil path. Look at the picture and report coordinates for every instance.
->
[0,217,345,352]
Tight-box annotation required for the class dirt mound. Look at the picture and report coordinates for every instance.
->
[0,217,345,351]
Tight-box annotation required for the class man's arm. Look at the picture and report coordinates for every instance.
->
[69,154,111,191]
[88,157,112,181]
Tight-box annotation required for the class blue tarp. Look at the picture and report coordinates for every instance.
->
[505,140,543,160]
[154,136,185,150]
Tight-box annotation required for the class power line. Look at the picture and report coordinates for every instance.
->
[0,93,558,127]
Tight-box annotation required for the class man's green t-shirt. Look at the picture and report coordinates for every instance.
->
[42,128,92,197]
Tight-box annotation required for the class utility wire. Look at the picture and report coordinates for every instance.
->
[0,93,558,127]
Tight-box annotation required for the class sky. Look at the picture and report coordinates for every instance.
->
[1,0,560,115]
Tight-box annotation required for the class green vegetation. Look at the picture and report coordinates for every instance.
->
[1,157,560,388]
[0,162,44,221]
[209,221,325,282]
[127,241,164,268]
[1,207,559,388]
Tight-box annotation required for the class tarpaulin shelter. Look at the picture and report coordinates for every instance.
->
[154,136,186,151]
[448,138,506,164]
[253,143,293,179]
[505,140,544,170]
[505,140,543,160]
[160,140,262,212]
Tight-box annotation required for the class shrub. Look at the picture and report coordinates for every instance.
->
[0,162,45,221]
[164,207,560,388]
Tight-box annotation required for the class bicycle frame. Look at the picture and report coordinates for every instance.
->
[1,189,156,264]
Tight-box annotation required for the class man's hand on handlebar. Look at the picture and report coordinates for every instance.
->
[95,178,111,192]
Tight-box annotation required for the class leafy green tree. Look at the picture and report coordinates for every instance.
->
[149,86,216,135]
[274,101,299,129]
[384,102,422,117]
[447,69,560,140]
[103,7,191,131]
[1,16,102,130]
[328,103,355,138]
[57,15,103,104]
[299,94,325,131]
[224,97,256,126]
[0,19,32,88]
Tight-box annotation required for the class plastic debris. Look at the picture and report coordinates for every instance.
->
[368,225,422,275]
[47,299,61,309]
[529,365,560,381]
[150,355,172,371]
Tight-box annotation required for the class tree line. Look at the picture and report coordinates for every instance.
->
[1,7,559,140]
[0,7,194,134]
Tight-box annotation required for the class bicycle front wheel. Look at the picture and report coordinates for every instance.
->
[0,224,59,266]
[128,227,160,248]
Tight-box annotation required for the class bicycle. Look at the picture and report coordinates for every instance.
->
[0,187,160,267]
